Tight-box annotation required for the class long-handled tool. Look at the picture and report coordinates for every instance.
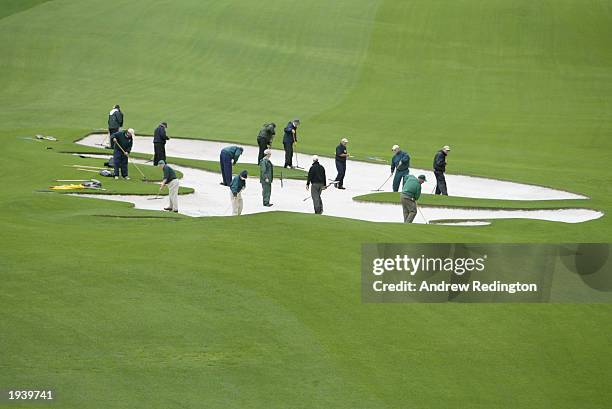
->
[147,185,164,200]
[63,165,107,170]
[55,178,100,183]
[417,205,429,224]
[114,141,148,181]
[302,181,338,201]
[293,146,304,169]
[372,172,393,192]
[19,136,43,143]
[280,170,284,188]
[367,156,387,163]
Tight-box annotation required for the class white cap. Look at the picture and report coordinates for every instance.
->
[264,149,272,156]
[341,138,348,143]
[127,128,135,137]
[312,155,319,162]
[443,145,451,151]
[392,144,400,151]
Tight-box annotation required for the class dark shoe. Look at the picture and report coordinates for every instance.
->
[173,210,179,213]
[220,182,227,186]
[338,186,346,190]
[164,207,172,211]
[264,203,273,207]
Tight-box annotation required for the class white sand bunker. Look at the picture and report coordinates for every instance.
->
[74,134,602,225]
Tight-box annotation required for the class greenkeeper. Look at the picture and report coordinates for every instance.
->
[401,174,426,223]
[259,149,274,207]
[390,144,411,192]
[157,160,179,212]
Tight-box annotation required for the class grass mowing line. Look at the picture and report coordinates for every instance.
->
[61,189,194,196]
[428,218,491,225]
[93,215,183,220]
[354,192,596,211]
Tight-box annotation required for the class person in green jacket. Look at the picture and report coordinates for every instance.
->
[390,144,411,192]
[157,160,179,212]
[259,149,274,207]
[229,170,248,216]
[401,174,426,223]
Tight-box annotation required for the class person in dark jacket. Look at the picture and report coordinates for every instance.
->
[219,146,244,186]
[390,144,411,192]
[107,104,123,148]
[433,145,451,195]
[334,138,349,189]
[283,118,300,168]
[157,160,179,212]
[306,155,327,214]
[257,123,276,163]
[229,170,248,216]
[401,174,426,223]
[111,128,134,179]
[259,149,274,207]
[153,122,169,165]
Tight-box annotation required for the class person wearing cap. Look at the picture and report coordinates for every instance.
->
[107,104,123,148]
[283,118,300,168]
[257,123,276,163]
[433,145,450,195]
[390,145,411,192]
[401,174,426,223]
[111,128,134,179]
[259,149,274,207]
[306,155,327,214]
[334,138,349,189]
[157,160,179,212]
[229,170,248,216]
[153,122,169,165]
[219,145,244,186]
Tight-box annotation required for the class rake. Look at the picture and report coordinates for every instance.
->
[64,165,107,170]
[114,142,148,181]
[302,181,338,201]
[417,205,429,224]
[371,173,393,192]
[147,186,164,200]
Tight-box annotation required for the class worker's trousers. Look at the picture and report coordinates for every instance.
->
[284,142,294,168]
[261,182,272,205]
[167,179,179,211]
[311,183,324,214]
[393,170,409,192]
[220,151,233,186]
[153,143,166,166]
[434,171,448,195]
[401,195,417,223]
[231,191,243,216]
[113,150,128,178]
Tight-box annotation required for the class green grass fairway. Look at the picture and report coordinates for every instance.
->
[1,1,612,408]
